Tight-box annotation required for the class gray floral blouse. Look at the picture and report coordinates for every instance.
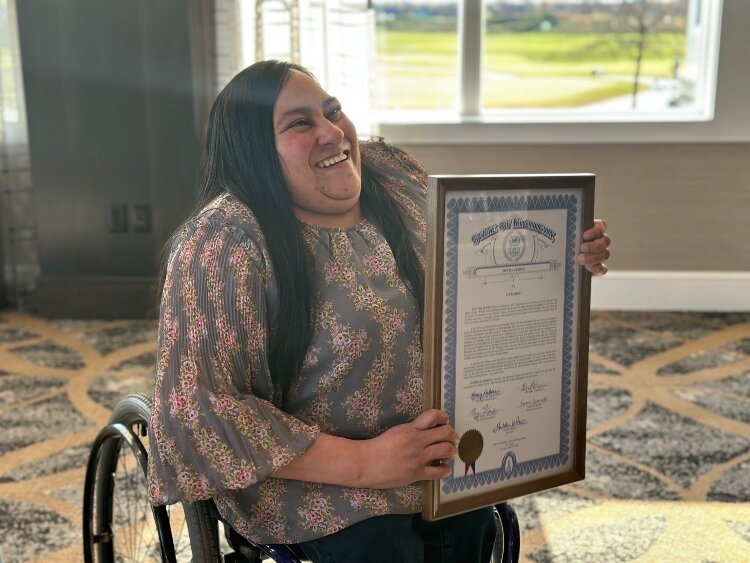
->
[147,142,429,544]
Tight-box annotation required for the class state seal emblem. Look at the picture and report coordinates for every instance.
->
[502,230,526,262]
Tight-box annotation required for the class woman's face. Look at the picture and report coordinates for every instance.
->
[273,70,362,228]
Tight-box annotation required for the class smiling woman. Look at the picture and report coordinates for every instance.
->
[146,59,610,563]
[273,70,363,228]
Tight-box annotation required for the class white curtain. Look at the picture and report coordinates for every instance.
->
[220,0,377,136]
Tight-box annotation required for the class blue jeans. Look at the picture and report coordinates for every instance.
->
[299,507,497,563]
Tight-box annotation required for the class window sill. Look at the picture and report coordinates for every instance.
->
[373,106,750,145]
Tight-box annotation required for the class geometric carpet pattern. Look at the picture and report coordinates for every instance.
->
[0,310,749,562]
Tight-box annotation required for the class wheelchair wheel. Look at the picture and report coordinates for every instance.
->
[492,502,521,563]
[83,393,221,562]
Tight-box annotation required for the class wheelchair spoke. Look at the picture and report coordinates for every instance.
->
[167,504,191,556]
[86,395,222,563]
[109,435,161,561]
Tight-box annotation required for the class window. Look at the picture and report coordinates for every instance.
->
[238,0,377,134]
[233,0,726,142]
[0,0,20,124]
[0,0,27,145]
[373,1,459,112]
[374,0,721,122]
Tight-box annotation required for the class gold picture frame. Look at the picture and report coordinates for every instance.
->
[422,174,595,521]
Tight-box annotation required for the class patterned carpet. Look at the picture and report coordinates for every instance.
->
[0,309,748,562]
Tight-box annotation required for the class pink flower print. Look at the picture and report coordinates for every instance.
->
[181,358,197,375]
[268,521,285,535]
[163,318,178,342]
[258,508,272,522]
[363,406,379,423]
[402,489,420,507]
[382,330,396,345]
[348,339,363,356]
[354,290,370,305]
[368,257,384,273]
[351,394,367,411]
[303,350,319,368]
[332,362,348,378]
[311,497,328,510]
[162,440,175,455]
[149,482,161,500]
[192,476,210,498]
[399,392,415,408]
[214,451,231,467]
[369,373,386,387]
[197,434,217,452]
[215,396,234,414]
[311,401,328,418]
[251,426,269,441]
[332,332,351,348]
[409,377,422,392]
[169,394,186,415]
[229,247,245,267]
[371,303,386,319]
[342,269,356,283]
[273,453,291,467]
[201,246,215,264]
[372,496,387,511]
[177,470,193,486]
[324,262,340,283]
[306,511,323,526]
[234,466,253,485]
[350,489,368,508]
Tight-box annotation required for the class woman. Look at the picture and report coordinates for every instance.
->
[148,60,611,562]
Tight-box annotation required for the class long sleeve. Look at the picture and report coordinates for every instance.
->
[147,214,319,506]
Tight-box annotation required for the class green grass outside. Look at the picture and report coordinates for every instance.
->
[375,30,684,110]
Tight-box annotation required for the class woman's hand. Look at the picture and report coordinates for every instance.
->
[361,409,458,489]
[272,409,458,489]
[577,219,611,276]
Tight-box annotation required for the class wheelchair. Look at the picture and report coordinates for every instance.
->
[83,394,521,562]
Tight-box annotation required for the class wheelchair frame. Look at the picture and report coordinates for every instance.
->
[83,394,520,562]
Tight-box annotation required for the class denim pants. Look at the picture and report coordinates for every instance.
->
[299,507,497,563]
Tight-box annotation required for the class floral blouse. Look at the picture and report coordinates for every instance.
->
[147,142,429,544]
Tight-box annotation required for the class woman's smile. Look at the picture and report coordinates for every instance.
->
[274,70,362,227]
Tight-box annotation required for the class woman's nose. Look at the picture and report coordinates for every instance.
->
[318,119,345,145]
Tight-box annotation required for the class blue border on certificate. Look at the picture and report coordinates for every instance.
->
[442,192,579,494]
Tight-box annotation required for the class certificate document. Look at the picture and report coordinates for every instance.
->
[422,175,594,520]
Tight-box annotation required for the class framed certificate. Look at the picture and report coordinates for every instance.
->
[422,174,594,521]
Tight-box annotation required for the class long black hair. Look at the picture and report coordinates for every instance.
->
[178,60,423,394]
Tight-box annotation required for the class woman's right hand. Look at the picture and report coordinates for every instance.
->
[360,409,459,489]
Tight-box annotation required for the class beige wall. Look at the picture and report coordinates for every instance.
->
[400,143,750,272]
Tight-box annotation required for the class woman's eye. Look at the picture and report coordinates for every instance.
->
[291,119,310,128]
[328,107,342,120]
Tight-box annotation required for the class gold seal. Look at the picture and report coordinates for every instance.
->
[458,429,484,464]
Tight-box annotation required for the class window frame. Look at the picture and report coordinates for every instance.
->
[376,0,729,145]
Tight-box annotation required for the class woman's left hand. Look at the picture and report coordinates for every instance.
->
[577,219,610,276]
